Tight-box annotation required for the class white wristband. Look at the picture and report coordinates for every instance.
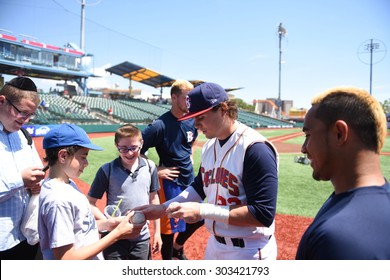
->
[199,203,229,224]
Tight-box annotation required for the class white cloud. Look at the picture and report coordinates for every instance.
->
[86,63,113,89]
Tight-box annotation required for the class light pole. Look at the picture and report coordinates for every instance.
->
[277,23,287,119]
[80,0,85,51]
[79,0,101,96]
[367,39,379,95]
[357,39,387,95]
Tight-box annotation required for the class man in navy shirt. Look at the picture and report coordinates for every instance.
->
[141,80,204,260]
[296,86,390,259]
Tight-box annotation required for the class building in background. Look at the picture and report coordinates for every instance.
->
[253,98,294,119]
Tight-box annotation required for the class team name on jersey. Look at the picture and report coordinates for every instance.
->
[201,166,239,196]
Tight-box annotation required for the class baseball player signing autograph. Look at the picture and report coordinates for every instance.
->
[135,82,279,260]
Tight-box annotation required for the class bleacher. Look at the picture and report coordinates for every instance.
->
[238,110,294,128]
[31,108,62,124]
[31,94,296,128]
[72,96,156,123]
[118,99,168,117]
[30,94,101,125]
[154,103,171,111]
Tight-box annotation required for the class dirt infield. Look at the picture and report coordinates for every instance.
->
[33,131,312,260]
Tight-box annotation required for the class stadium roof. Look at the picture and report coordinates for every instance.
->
[0,60,95,81]
[106,61,176,88]
[106,61,244,93]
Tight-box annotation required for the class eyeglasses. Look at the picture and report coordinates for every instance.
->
[5,97,36,119]
[117,145,142,153]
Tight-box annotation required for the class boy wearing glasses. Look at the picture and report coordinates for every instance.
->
[87,124,162,259]
[0,76,45,260]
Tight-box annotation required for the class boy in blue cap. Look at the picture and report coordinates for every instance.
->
[39,123,144,260]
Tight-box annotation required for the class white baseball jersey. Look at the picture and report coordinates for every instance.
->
[200,122,278,249]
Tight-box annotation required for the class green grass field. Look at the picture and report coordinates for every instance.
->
[81,130,390,218]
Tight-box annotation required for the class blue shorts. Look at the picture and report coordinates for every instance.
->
[159,179,186,234]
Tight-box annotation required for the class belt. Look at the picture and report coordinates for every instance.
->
[214,235,245,248]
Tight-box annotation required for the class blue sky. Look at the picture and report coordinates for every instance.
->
[1,0,389,109]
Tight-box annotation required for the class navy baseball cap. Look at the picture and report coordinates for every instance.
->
[178,82,228,121]
[43,123,103,150]
[6,76,37,92]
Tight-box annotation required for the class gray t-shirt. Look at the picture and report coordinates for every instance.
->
[88,157,159,241]
[39,178,103,260]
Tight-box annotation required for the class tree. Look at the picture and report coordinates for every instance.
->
[232,98,255,111]
[381,99,390,114]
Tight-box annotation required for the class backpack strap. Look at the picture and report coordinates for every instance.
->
[20,127,32,146]
[145,158,152,174]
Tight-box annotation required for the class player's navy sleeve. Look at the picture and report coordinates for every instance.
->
[140,120,163,155]
[191,166,206,200]
[243,142,278,227]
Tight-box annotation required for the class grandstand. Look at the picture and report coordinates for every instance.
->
[118,99,167,117]
[238,110,294,128]
[31,94,100,125]
[72,96,155,123]
[0,30,296,130]
[30,93,295,129]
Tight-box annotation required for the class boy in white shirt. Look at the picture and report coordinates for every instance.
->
[39,123,144,260]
